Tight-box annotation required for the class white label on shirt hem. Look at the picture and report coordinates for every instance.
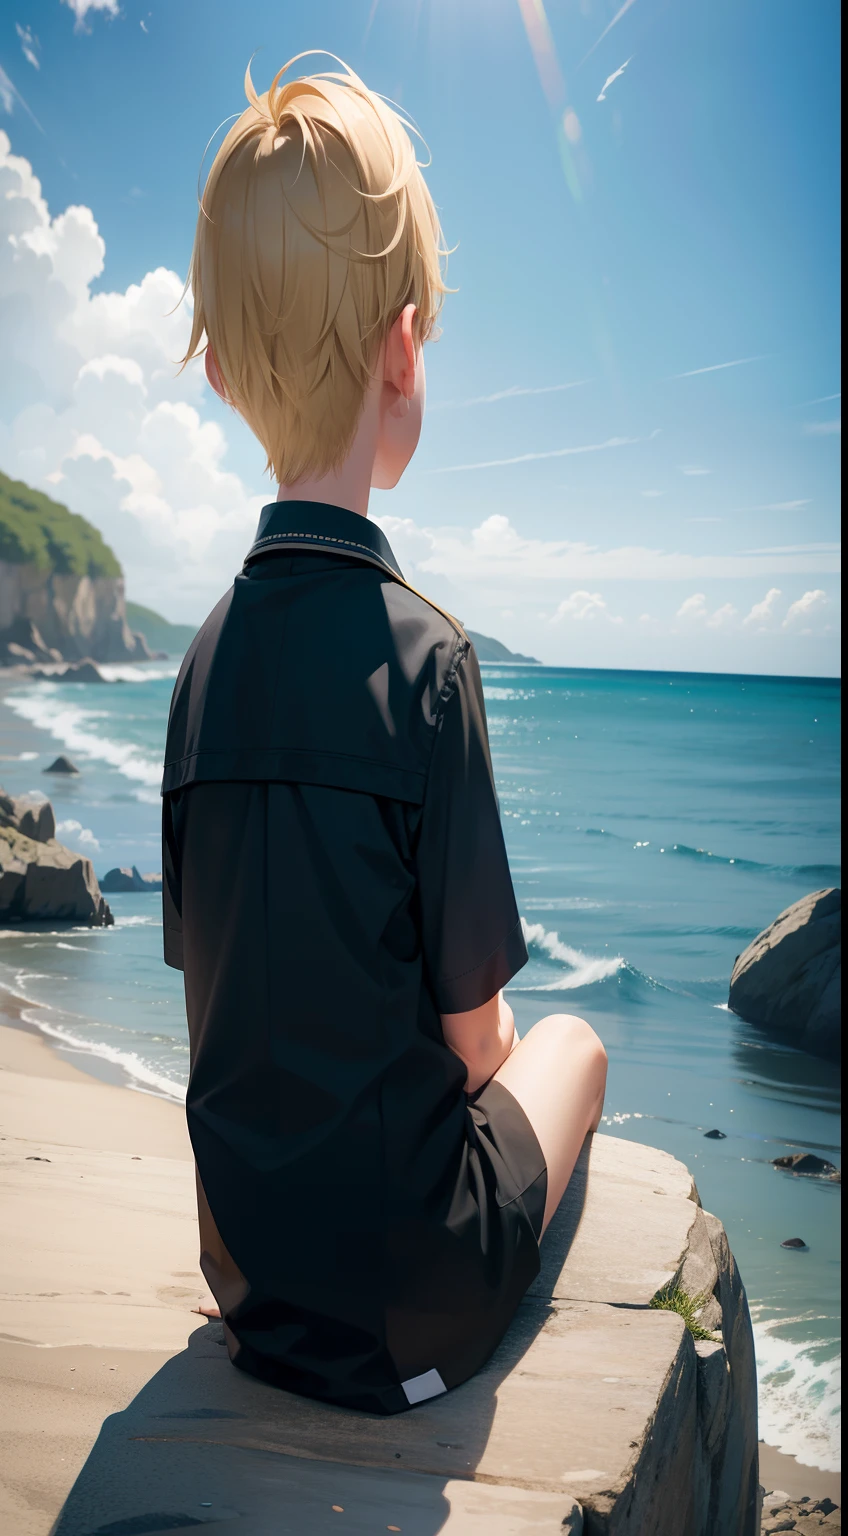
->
[401,1368,447,1405]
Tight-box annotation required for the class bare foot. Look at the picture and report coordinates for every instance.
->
[192,1293,221,1319]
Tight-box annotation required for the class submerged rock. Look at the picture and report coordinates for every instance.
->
[780,1237,809,1250]
[99,865,162,894]
[704,1129,727,1139]
[44,755,80,775]
[0,785,113,925]
[729,889,841,1061]
[772,1152,840,1179]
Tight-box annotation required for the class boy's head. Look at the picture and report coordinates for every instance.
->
[182,54,448,488]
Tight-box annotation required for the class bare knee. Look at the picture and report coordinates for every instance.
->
[532,1012,607,1068]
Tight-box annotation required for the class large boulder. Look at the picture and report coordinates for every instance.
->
[728,889,841,1060]
[0,787,113,926]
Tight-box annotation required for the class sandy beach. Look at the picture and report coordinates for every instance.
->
[0,985,841,1534]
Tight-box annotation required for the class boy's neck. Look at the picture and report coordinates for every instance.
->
[277,480,370,518]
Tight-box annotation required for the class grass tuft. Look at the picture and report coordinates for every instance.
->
[649,1283,719,1341]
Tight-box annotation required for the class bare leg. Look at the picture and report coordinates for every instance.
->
[493,1013,608,1234]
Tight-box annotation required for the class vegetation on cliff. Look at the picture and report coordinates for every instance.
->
[0,470,122,580]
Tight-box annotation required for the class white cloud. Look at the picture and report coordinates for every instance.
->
[61,0,120,30]
[680,465,710,476]
[783,590,828,628]
[429,381,587,411]
[739,500,810,513]
[743,588,782,628]
[641,489,663,498]
[581,0,638,66]
[677,593,707,619]
[551,591,623,624]
[370,512,840,590]
[707,602,737,629]
[16,24,40,70]
[674,356,766,379]
[0,64,44,131]
[597,58,632,103]
[432,434,645,474]
[56,818,100,853]
[0,132,264,615]
[805,420,841,436]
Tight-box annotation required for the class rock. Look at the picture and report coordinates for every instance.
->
[772,1153,840,1180]
[99,866,138,893]
[704,1128,727,1139]
[54,658,106,683]
[780,1237,808,1250]
[762,1520,797,1533]
[729,889,841,1060]
[0,615,64,667]
[0,791,55,843]
[813,1500,839,1517]
[99,865,163,894]
[5,1132,761,1536]
[44,755,80,775]
[0,785,113,925]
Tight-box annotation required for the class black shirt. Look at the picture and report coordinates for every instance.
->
[162,501,543,1414]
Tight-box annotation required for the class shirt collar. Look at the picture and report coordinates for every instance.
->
[244,500,404,581]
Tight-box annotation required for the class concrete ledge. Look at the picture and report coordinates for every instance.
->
[41,1132,759,1536]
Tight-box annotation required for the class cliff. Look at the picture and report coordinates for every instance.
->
[0,470,151,664]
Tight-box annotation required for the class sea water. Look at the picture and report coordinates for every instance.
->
[0,661,841,1471]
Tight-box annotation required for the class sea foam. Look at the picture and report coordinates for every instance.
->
[754,1317,842,1472]
[518,918,625,988]
[4,686,162,790]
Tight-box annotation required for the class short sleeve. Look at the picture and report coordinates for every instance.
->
[162,790,184,971]
[415,645,527,1013]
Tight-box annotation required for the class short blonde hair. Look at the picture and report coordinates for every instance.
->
[180,53,449,485]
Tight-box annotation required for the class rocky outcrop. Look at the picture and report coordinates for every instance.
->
[0,614,63,666]
[729,889,841,1060]
[0,788,113,925]
[100,865,163,893]
[0,561,154,664]
[760,1492,841,1531]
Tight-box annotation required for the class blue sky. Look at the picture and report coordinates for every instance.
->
[0,0,840,674]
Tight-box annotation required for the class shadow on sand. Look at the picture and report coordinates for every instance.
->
[50,1141,593,1536]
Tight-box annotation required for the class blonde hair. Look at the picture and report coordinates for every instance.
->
[180,53,450,485]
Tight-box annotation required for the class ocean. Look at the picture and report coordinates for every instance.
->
[0,659,841,1473]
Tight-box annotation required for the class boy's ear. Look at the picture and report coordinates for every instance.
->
[384,304,418,402]
[205,346,228,401]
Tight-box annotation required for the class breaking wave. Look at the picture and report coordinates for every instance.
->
[754,1317,841,1472]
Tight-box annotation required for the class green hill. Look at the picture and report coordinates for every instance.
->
[0,469,122,579]
[467,629,540,664]
[125,602,197,655]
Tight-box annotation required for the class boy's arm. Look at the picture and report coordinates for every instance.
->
[441,990,519,1095]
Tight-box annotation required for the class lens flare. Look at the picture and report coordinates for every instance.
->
[516,0,582,201]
